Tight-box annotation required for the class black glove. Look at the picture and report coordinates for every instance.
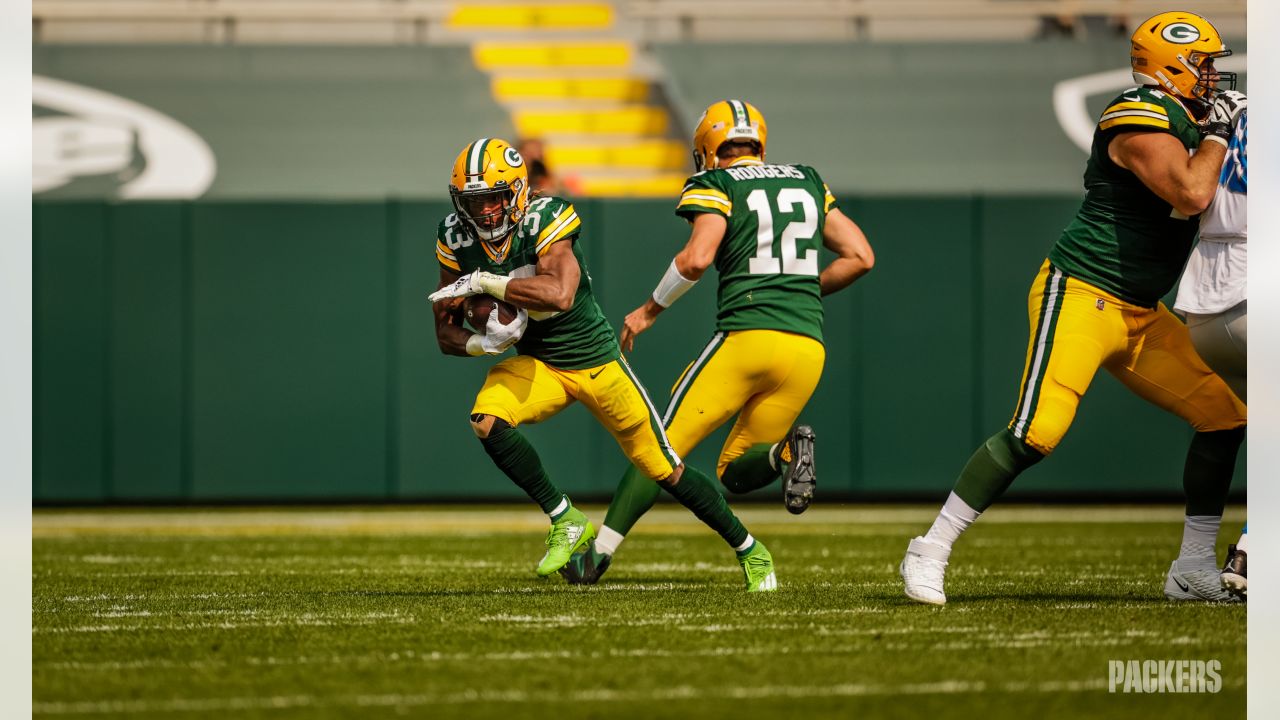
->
[1202,91,1247,145]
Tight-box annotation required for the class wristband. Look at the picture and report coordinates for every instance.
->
[465,334,487,356]
[476,273,512,301]
[1201,134,1229,148]
[651,260,697,308]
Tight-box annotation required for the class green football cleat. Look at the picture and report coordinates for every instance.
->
[536,508,595,577]
[737,541,778,592]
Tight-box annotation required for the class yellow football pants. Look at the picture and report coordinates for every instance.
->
[1010,260,1246,454]
[662,329,825,477]
[471,354,681,480]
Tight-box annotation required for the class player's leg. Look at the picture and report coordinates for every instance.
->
[1107,304,1247,601]
[598,332,749,556]
[902,264,1121,605]
[567,356,774,591]
[716,331,825,514]
[1184,300,1247,401]
[470,356,593,576]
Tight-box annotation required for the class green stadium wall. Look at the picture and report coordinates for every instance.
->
[33,198,1247,503]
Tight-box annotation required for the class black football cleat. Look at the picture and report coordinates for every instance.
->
[779,425,817,515]
[1221,543,1247,600]
[558,539,612,585]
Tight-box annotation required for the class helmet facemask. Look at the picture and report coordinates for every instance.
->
[1189,50,1236,99]
[451,182,524,243]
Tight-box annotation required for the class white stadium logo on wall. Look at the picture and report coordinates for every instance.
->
[32,75,216,198]
[1052,55,1246,154]
[1161,22,1201,43]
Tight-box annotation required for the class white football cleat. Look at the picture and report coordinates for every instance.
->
[901,537,949,606]
[1165,556,1240,603]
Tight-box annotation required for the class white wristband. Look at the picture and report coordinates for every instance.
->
[476,272,512,301]
[651,260,697,308]
[1202,134,1229,148]
[465,334,487,356]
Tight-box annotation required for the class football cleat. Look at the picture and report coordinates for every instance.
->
[558,538,613,585]
[900,537,949,606]
[738,541,778,592]
[1220,544,1247,599]
[778,425,817,515]
[1164,554,1240,602]
[536,508,595,577]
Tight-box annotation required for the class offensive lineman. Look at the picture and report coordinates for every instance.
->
[561,100,875,584]
[899,12,1248,605]
[429,137,778,591]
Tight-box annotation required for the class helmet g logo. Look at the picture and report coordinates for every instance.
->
[503,147,524,167]
[1161,22,1201,43]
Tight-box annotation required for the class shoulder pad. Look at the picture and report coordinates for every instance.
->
[1099,88,1172,133]
[528,196,581,255]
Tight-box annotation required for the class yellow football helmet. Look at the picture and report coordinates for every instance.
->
[449,137,530,242]
[1130,12,1235,106]
[691,100,768,172]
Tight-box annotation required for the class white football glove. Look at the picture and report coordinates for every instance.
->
[428,270,511,303]
[472,306,528,355]
[1203,91,1247,145]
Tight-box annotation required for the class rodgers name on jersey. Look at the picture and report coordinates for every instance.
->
[676,159,838,343]
[435,196,619,369]
[1049,86,1204,308]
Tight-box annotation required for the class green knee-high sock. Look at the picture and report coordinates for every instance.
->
[602,464,662,536]
[658,465,749,549]
[953,429,1046,512]
[1183,427,1245,516]
[720,443,779,494]
[478,418,565,516]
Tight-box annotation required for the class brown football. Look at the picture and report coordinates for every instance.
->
[464,294,519,331]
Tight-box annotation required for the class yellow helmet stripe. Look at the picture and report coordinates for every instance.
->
[468,138,492,176]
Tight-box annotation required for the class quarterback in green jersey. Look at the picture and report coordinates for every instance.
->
[560,100,875,585]
[900,12,1247,606]
[428,137,778,591]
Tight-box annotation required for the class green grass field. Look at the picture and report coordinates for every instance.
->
[33,504,1245,719]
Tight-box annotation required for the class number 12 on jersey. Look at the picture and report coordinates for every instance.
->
[746,187,819,276]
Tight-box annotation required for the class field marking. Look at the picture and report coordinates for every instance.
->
[34,611,414,634]
[34,676,1246,714]
[32,505,1246,538]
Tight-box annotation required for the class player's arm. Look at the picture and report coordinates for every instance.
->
[433,267,476,357]
[620,213,727,353]
[818,208,874,296]
[502,237,580,313]
[1109,132,1226,216]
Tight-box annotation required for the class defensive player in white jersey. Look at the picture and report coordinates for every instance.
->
[1174,108,1247,598]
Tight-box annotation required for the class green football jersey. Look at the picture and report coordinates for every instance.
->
[675,158,838,342]
[1049,86,1204,308]
[435,195,619,369]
